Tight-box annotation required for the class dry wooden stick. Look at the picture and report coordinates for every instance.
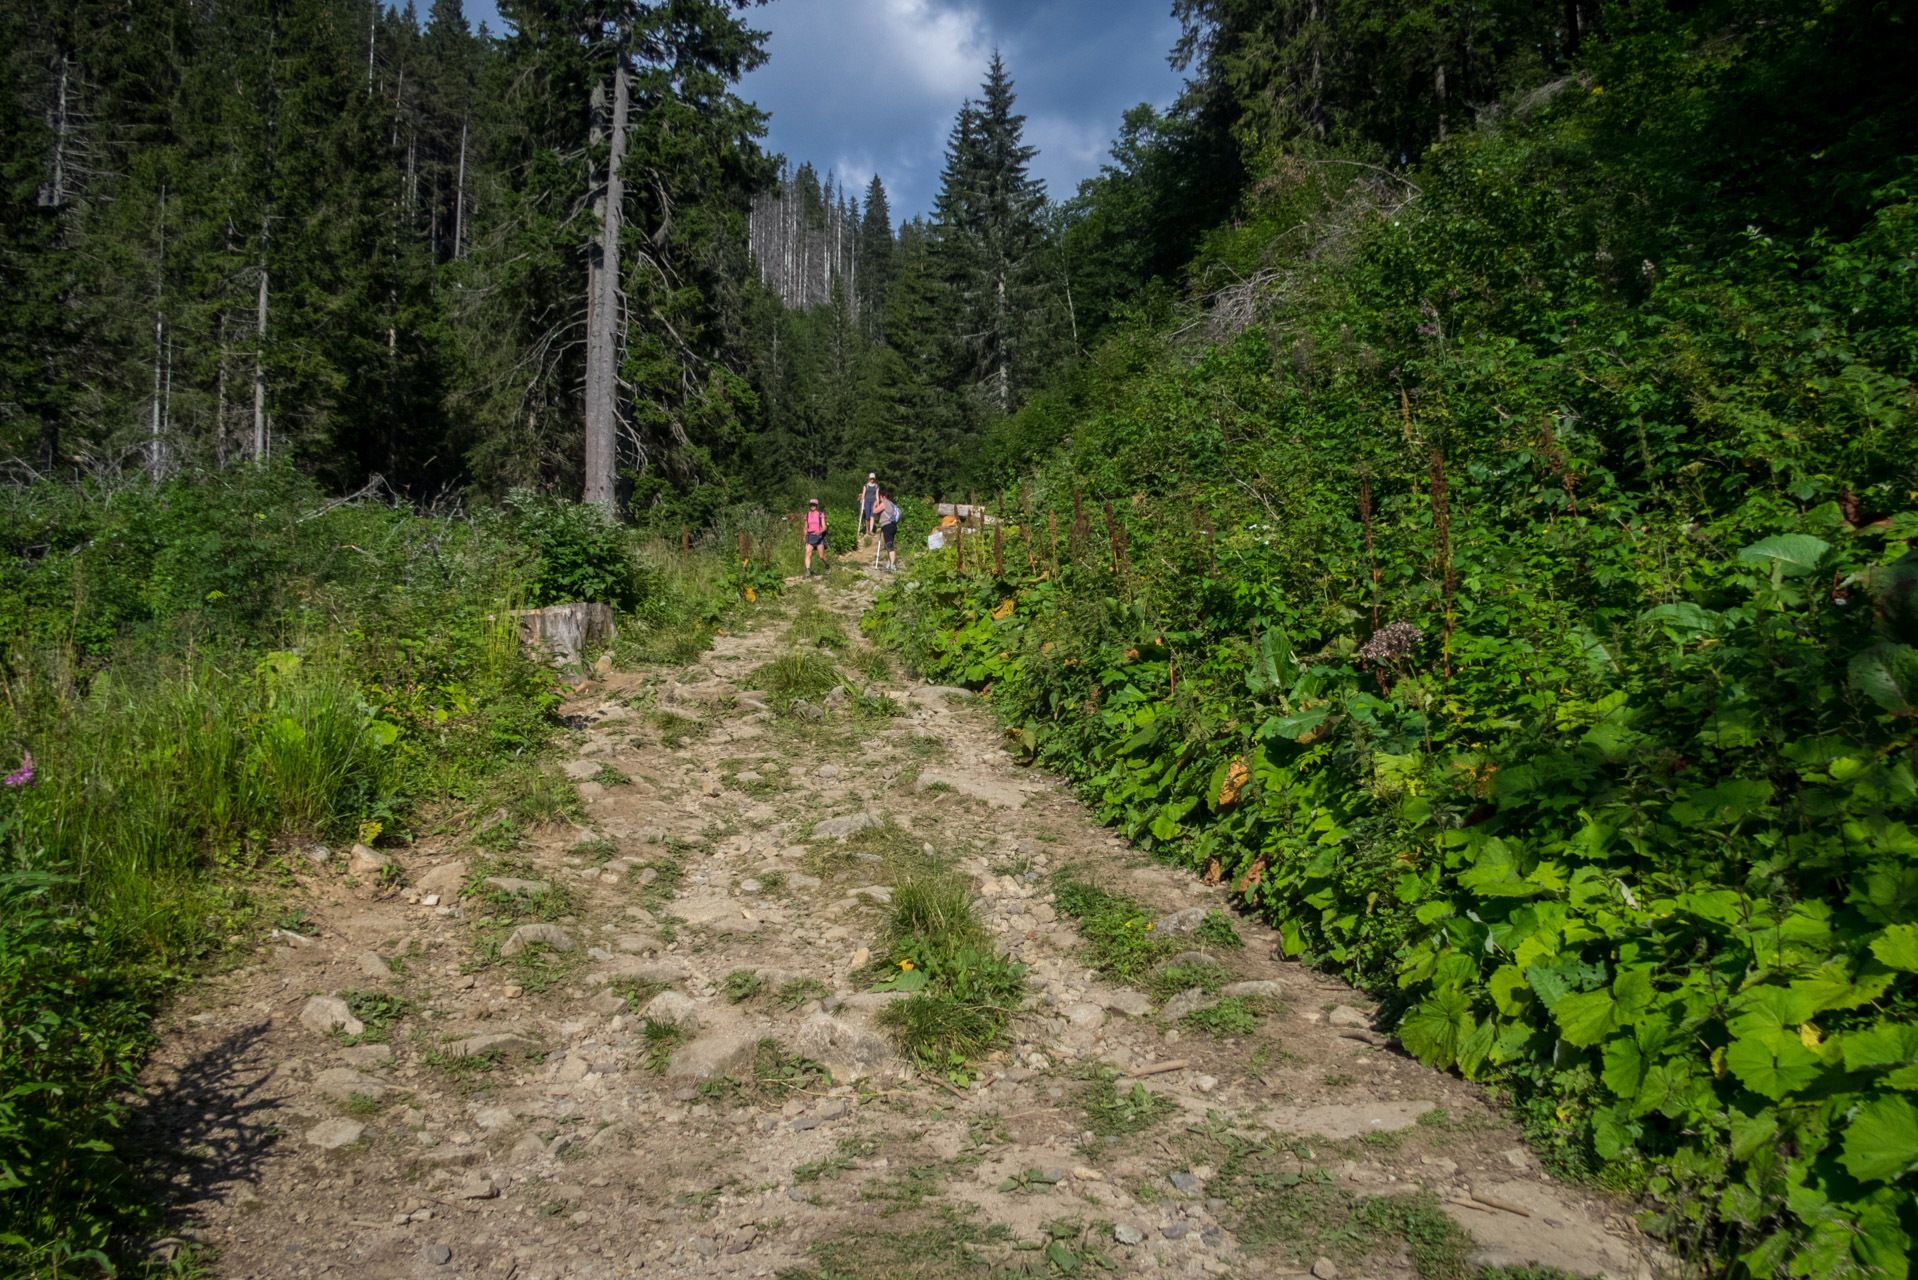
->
[1127,1059,1190,1078]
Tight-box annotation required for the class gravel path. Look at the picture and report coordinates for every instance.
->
[130,566,1667,1280]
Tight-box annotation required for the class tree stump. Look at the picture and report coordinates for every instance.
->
[517,603,616,666]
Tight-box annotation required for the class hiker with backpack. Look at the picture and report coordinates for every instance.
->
[875,489,901,573]
[803,498,829,576]
[859,473,879,539]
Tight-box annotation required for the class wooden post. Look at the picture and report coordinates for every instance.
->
[738,529,747,565]
[682,523,690,555]
[1102,500,1121,574]
[1047,510,1059,577]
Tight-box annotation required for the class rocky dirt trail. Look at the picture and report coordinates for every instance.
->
[132,565,1668,1280]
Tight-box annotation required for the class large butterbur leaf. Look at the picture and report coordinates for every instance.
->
[1873,924,1918,972]
[1725,1029,1823,1100]
[1840,1095,1918,1182]
[1737,534,1830,579]
[1397,987,1477,1069]
[1850,643,1918,716]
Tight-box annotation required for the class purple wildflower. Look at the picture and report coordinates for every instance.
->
[3,750,33,788]
[1358,622,1424,664]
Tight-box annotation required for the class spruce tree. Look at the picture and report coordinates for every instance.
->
[927,55,1053,421]
[856,174,896,338]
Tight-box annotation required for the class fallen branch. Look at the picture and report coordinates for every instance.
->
[1471,1190,1534,1217]
[1127,1059,1190,1078]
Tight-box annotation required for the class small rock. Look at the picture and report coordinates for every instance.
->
[1221,979,1283,999]
[483,877,551,896]
[1194,1074,1219,1093]
[1168,1171,1200,1192]
[1072,1166,1105,1182]
[637,867,659,886]
[1114,1224,1144,1245]
[1160,988,1216,1022]
[586,991,625,1016]
[356,951,391,978]
[642,990,701,1025]
[421,1242,453,1266]
[1501,1146,1532,1170]
[299,996,364,1038]
[789,874,822,889]
[348,844,390,877]
[1327,1005,1370,1028]
[500,923,574,957]
[815,763,841,778]
[474,1107,516,1129]
[1102,988,1154,1017]
[459,1175,498,1199]
[339,1042,393,1067]
[1312,1258,1340,1280]
[790,700,824,720]
[738,878,762,893]
[725,1225,758,1254]
[593,654,614,676]
[305,1118,365,1149]
[562,759,602,781]
[313,1068,387,1103]
[1153,907,1209,936]
[814,812,879,839]
[502,985,524,999]
[1162,1223,1189,1240]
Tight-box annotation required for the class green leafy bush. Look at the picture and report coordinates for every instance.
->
[869,116,1918,1274]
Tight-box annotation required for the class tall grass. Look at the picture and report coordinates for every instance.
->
[1,649,383,957]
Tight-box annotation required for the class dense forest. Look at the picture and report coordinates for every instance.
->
[5,0,1918,1274]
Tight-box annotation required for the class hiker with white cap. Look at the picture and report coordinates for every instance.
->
[859,473,879,538]
[803,498,830,576]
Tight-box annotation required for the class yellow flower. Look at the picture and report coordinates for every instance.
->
[899,960,915,971]
[1145,922,1155,931]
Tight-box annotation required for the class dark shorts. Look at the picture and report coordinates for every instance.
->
[805,532,826,548]
[861,503,874,521]
[880,523,897,550]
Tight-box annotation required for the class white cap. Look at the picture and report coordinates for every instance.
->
[868,473,876,479]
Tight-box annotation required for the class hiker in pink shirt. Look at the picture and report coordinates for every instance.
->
[803,498,830,576]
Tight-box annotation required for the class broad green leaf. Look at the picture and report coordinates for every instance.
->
[1555,988,1621,1046]
[1642,602,1716,635]
[1872,924,1918,972]
[1398,987,1477,1069]
[1840,1095,1918,1182]
[1849,643,1918,716]
[1725,1030,1822,1100]
[1840,1023,1918,1073]
[1670,778,1774,826]
[1489,965,1532,1016]
[1728,1109,1779,1162]
[1737,534,1830,578]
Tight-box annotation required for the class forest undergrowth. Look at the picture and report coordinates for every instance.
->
[0,470,772,1274]
[867,29,1918,1280]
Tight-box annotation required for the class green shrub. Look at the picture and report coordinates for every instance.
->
[871,876,1027,1067]
[749,651,839,702]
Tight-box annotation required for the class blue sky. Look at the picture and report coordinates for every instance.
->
[460,0,1186,223]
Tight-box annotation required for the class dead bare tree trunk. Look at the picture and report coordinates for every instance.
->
[583,37,630,511]
[253,215,270,463]
[453,120,467,259]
